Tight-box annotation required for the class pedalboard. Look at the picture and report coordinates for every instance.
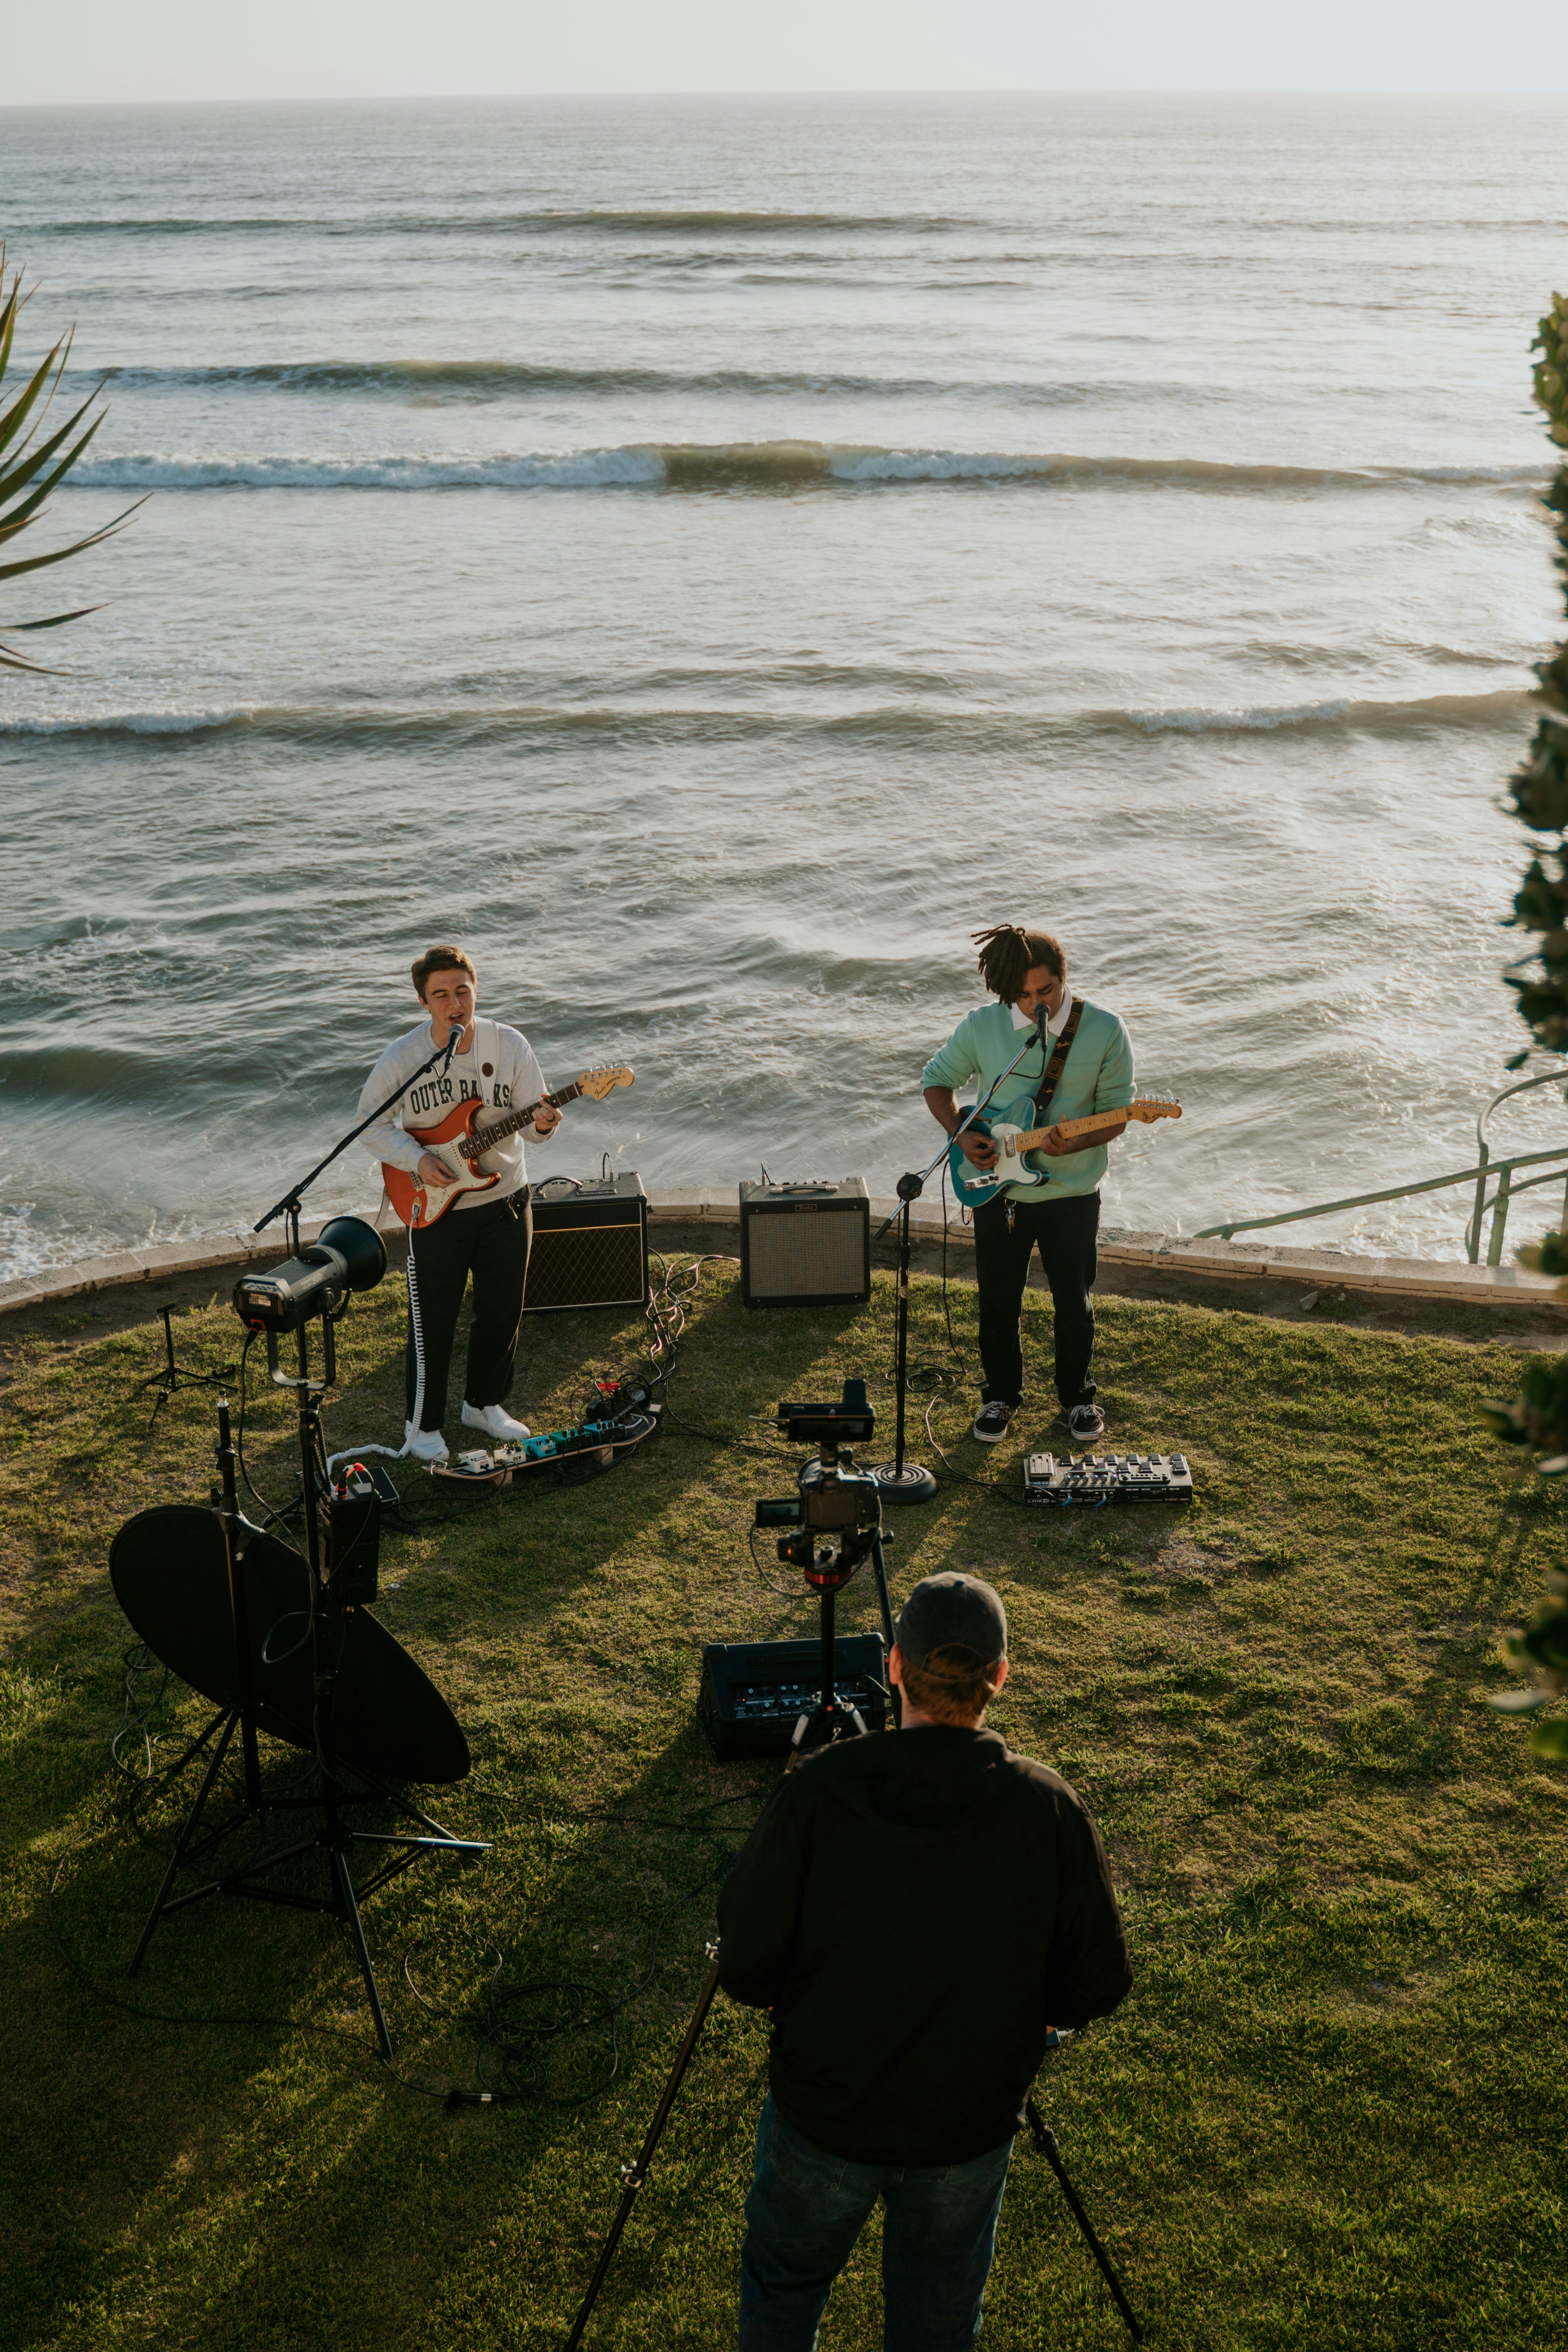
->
[429,1410,658,1491]
[1024,1451,1193,1507]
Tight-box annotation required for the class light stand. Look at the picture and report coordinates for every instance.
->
[870,1017,1049,1508]
[125,1296,489,2062]
[131,1301,236,1428]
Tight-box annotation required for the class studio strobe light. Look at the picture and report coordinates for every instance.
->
[232,1213,387,1331]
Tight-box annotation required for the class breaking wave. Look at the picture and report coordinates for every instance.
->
[64,441,1554,495]
[25,206,965,241]
[1112,691,1532,733]
[84,359,1177,408]
[1,690,1532,744]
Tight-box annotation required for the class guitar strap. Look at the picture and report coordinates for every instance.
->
[1033,996,1084,1122]
[997,997,1086,1230]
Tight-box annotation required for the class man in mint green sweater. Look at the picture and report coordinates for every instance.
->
[922,924,1133,1445]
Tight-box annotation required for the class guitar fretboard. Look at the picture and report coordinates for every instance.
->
[1005,1101,1177,1156]
[462,1081,583,1160]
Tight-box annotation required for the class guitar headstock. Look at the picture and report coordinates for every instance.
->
[1128,1098,1181,1122]
[578,1065,635,1100]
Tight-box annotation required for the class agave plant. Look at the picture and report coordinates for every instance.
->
[0,252,142,673]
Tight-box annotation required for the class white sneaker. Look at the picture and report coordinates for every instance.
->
[403,1421,450,1465]
[462,1401,532,1442]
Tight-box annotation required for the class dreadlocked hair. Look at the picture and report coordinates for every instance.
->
[971,924,1066,1005]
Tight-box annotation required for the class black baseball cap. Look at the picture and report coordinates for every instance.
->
[895,1572,1007,1669]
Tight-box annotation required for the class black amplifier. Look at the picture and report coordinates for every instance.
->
[1024,1452,1193,1506]
[698,1636,888,1760]
[739,1177,871,1310]
[524,1171,648,1314]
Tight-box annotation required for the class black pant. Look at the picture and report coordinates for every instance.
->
[404,1189,532,1430]
[973,1189,1099,1413]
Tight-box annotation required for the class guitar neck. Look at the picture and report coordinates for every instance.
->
[1009,1108,1128,1154]
[466,1082,581,1156]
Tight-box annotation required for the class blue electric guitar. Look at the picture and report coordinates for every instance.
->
[948,1097,1182,1209]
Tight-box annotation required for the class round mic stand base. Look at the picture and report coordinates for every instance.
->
[869,1461,939,1504]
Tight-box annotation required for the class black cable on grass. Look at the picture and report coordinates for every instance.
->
[407,1790,770,2111]
[920,1391,1036,1508]
[53,1713,770,2116]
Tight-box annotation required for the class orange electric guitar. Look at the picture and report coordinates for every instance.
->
[383,1065,635,1229]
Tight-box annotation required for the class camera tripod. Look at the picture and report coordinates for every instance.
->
[125,1312,488,2061]
[786,1426,900,1762]
[560,1995,1143,2350]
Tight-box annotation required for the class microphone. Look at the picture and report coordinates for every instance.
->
[439,1024,462,1070]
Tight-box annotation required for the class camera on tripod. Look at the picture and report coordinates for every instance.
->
[756,1379,882,1590]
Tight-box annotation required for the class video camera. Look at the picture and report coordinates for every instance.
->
[756,1379,882,1590]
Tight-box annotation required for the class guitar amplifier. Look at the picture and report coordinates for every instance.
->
[1024,1452,1193,1506]
[739,1177,871,1309]
[698,1636,889,1760]
[523,1171,649,1314]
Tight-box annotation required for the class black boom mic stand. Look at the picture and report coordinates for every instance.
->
[871,1015,1050,1506]
[252,1019,461,1241]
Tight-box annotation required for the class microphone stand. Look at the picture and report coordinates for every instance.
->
[870,1015,1049,1506]
[252,1026,462,1242]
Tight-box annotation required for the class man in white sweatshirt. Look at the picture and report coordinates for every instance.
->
[358,944,561,1465]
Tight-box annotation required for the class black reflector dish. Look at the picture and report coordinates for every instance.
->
[109,1504,470,1784]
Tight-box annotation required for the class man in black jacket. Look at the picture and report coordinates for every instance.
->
[717,1572,1131,2352]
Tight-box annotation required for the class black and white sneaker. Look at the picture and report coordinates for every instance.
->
[1063,1402,1106,1444]
[972,1401,1016,1444]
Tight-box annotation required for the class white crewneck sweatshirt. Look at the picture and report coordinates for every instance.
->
[357,1017,547,1210]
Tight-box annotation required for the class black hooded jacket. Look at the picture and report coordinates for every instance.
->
[716,1724,1131,2167]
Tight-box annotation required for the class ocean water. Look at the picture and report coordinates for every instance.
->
[3,91,1566,1279]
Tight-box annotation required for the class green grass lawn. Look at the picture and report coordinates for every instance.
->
[2,1261,1564,2352]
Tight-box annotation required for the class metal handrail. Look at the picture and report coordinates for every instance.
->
[1196,1063,1568,1263]
[1471,1064,1568,1261]
[1195,1143,1568,1256]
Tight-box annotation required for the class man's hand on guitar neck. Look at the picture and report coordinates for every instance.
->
[530,1103,562,1139]
[1036,1118,1128,1158]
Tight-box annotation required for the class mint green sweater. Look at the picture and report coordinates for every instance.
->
[921,998,1136,1203]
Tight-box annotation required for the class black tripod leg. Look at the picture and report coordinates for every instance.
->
[562,1955,723,2352]
[128,1708,238,1977]
[1025,2100,1144,2343]
[331,1841,394,2062]
[870,1533,900,1728]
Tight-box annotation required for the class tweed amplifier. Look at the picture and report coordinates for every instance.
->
[739,1177,871,1309]
[697,1635,889,1760]
[523,1171,649,1314]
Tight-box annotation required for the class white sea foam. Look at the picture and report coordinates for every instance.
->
[1122,691,1531,733]
[0,706,255,735]
[70,449,667,491]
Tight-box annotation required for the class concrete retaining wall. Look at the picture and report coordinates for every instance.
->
[1,1189,1561,1318]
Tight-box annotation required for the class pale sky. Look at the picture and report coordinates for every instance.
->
[7,0,1568,107]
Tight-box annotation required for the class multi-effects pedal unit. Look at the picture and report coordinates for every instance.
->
[1023,1452,1193,1506]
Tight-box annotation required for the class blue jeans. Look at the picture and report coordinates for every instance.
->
[737,2096,1014,2352]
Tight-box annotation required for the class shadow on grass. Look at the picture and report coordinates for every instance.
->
[10,1707,780,2352]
